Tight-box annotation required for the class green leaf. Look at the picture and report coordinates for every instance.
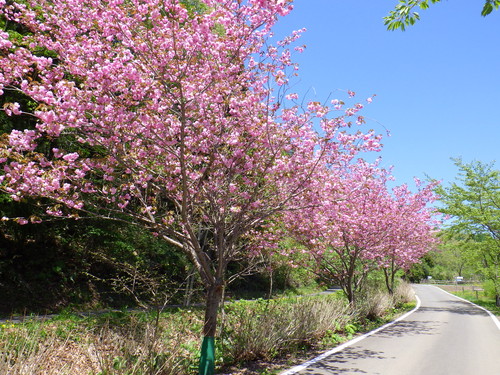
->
[482,2,494,16]
[419,1,430,10]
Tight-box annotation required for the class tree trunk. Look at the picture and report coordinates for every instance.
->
[384,269,392,295]
[384,268,395,295]
[267,269,274,299]
[391,270,396,294]
[496,294,500,307]
[344,249,357,305]
[344,275,355,305]
[384,258,397,295]
[198,281,224,375]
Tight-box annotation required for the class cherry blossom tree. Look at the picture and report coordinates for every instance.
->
[0,0,381,372]
[285,159,390,303]
[286,160,439,303]
[378,181,440,294]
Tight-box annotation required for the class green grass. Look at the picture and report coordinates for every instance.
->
[453,291,500,318]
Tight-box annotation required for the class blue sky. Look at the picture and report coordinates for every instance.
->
[272,0,500,189]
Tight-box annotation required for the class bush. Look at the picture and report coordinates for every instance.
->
[2,295,352,375]
[220,294,350,362]
[0,287,418,374]
[356,291,393,321]
[0,217,193,316]
[393,281,416,306]
[483,279,498,299]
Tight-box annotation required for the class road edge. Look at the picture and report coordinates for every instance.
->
[430,285,500,331]
[279,295,422,375]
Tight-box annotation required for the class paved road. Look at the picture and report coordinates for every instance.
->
[284,285,500,375]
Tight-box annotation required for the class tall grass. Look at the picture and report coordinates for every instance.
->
[0,320,88,375]
[0,310,203,375]
[220,295,351,362]
[356,281,415,320]
[393,281,416,305]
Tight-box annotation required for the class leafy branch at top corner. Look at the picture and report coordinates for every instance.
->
[384,0,438,31]
[481,0,500,16]
[384,0,500,31]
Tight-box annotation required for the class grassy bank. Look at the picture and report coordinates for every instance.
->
[451,290,500,319]
[0,283,416,375]
[435,284,500,319]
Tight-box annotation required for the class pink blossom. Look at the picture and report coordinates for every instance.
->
[16,218,29,225]
[62,153,79,162]
[3,102,21,116]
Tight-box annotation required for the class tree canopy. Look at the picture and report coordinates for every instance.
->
[437,159,499,241]
[435,158,500,304]
[285,159,439,302]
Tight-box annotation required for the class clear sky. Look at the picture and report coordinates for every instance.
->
[272,0,500,189]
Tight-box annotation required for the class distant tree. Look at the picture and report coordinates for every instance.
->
[385,0,500,30]
[434,230,479,280]
[405,252,434,282]
[284,160,389,304]
[379,180,439,294]
[437,159,499,244]
[285,160,438,302]
[435,159,500,305]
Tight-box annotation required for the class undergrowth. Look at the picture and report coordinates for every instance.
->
[0,282,417,374]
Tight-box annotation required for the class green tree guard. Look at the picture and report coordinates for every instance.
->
[199,336,215,375]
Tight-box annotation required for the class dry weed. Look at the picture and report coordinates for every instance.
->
[357,291,393,320]
[221,295,350,362]
[393,281,415,306]
[0,311,203,375]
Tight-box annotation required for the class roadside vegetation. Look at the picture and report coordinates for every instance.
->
[454,292,500,319]
[433,159,500,306]
[0,207,420,374]
[0,281,416,375]
[450,281,500,318]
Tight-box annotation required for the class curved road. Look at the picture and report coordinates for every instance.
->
[283,285,500,375]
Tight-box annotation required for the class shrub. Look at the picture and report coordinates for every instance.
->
[393,281,415,306]
[356,291,393,321]
[220,294,350,362]
[483,279,497,299]
[0,287,417,374]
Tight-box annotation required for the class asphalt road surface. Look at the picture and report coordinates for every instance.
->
[283,284,500,375]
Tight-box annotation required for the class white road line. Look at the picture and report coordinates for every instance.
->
[279,295,422,375]
[430,285,500,331]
